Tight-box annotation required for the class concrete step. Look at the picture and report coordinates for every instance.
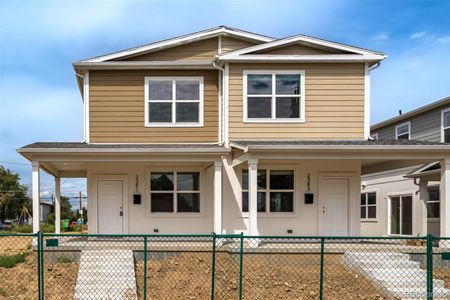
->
[351,259,420,269]
[343,252,411,261]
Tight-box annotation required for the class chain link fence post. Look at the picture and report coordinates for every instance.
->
[38,231,44,300]
[211,233,217,300]
[143,235,148,300]
[319,237,325,300]
[238,233,244,300]
[427,234,433,300]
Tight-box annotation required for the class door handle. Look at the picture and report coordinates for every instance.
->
[322,206,325,214]
[120,206,123,217]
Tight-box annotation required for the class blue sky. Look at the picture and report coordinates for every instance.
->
[1,0,450,200]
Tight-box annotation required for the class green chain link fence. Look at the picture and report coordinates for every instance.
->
[1,232,450,299]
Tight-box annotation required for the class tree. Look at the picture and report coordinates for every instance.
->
[47,195,75,224]
[0,165,31,220]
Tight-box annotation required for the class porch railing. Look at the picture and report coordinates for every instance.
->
[1,232,450,299]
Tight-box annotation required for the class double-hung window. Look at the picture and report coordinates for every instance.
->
[442,108,450,143]
[361,192,377,220]
[242,169,295,213]
[150,171,200,213]
[244,71,305,122]
[395,122,410,140]
[427,186,440,219]
[145,77,203,126]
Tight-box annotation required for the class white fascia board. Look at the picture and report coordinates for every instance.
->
[244,145,450,151]
[219,35,386,58]
[73,61,215,70]
[82,27,274,63]
[17,147,230,154]
[218,54,385,63]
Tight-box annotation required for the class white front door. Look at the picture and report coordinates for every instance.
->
[322,178,349,236]
[97,180,124,234]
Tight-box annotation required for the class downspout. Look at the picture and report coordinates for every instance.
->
[212,56,225,146]
[366,62,382,140]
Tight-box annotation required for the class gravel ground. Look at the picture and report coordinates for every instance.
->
[135,252,386,299]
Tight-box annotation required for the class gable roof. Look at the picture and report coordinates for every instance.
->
[81,26,274,63]
[217,34,386,63]
[372,96,450,131]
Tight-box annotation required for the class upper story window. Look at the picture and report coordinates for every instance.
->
[145,77,203,127]
[243,70,305,123]
[395,122,410,140]
[442,108,450,143]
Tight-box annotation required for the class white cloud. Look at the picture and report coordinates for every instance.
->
[437,36,450,44]
[410,31,427,39]
[372,32,389,43]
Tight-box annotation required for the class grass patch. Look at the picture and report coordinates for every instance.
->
[40,223,55,233]
[0,252,29,268]
[56,255,73,264]
[12,225,32,233]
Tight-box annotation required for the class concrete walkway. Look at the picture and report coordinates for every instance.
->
[343,252,450,299]
[74,249,137,300]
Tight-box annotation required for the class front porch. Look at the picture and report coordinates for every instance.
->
[17,140,450,238]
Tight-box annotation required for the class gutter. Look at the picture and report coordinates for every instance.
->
[212,56,226,146]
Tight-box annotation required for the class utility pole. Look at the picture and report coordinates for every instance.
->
[79,191,84,232]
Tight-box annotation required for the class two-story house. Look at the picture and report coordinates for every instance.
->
[17,26,450,238]
[362,96,450,237]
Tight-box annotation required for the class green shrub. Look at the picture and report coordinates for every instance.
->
[40,223,55,233]
[0,252,28,268]
[12,225,32,233]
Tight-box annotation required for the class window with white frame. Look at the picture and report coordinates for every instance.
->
[244,71,305,122]
[427,186,440,219]
[242,169,294,213]
[150,171,200,213]
[395,122,410,140]
[442,109,450,143]
[361,192,376,220]
[145,77,203,126]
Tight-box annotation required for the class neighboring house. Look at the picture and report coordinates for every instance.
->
[17,26,450,237]
[362,96,450,237]
[39,201,53,223]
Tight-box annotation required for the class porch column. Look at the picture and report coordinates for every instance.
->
[418,179,428,236]
[32,161,40,233]
[55,177,61,234]
[248,158,259,236]
[213,160,223,234]
[441,158,450,238]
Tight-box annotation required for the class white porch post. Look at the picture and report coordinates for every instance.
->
[418,179,428,236]
[441,158,450,238]
[32,161,40,233]
[248,158,259,236]
[55,177,61,234]
[214,160,223,234]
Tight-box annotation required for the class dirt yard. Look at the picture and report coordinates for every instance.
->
[0,236,79,300]
[135,252,386,299]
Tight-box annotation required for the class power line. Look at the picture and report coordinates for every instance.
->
[0,160,30,166]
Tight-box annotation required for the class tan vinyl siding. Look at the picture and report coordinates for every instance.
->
[119,38,218,61]
[89,70,219,143]
[255,44,338,55]
[228,63,365,140]
[220,36,258,53]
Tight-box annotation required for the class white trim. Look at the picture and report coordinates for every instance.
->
[84,71,90,143]
[144,76,204,127]
[145,167,205,218]
[219,54,384,63]
[441,108,450,143]
[224,64,230,147]
[364,63,370,139]
[387,192,415,236]
[73,61,216,70]
[243,70,305,123]
[395,121,411,140]
[32,161,40,233]
[82,26,273,62]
